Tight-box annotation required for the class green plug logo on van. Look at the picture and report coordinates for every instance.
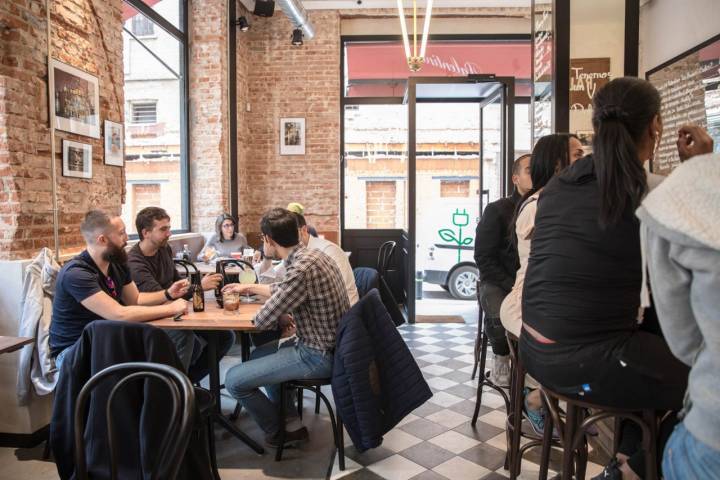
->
[438,208,473,263]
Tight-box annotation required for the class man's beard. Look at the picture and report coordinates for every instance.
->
[157,237,169,248]
[103,241,128,264]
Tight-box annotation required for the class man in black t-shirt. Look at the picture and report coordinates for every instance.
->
[50,210,188,368]
[127,207,234,382]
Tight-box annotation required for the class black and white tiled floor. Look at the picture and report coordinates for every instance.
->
[0,322,607,480]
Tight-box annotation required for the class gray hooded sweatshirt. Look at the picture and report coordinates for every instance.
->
[636,152,720,451]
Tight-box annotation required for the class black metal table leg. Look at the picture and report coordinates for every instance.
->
[207,332,265,455]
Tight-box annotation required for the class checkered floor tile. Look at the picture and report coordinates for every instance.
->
[1,322,608,480]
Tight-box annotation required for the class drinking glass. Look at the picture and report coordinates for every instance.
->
[222,291,240,315]
[238,269,257,303]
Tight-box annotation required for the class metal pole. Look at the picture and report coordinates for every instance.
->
[47,0,60,262]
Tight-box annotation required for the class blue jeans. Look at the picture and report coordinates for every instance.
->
[225,340,333,436]
[663,422,720,479]
[55,344,74,370]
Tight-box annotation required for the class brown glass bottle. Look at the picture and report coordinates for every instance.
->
[192,273,205,312]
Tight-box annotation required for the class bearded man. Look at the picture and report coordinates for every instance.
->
[50,210,187,368]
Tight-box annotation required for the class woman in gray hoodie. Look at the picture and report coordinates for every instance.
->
[636,126,719,479]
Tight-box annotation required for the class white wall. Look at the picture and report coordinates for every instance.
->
[639,0,720,76]
[568,0,626,133]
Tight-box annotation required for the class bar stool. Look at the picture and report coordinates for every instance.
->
[539,387,659,480]
[505,333,561,480]
[471,300,510,427]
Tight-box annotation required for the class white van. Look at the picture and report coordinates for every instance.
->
[416,193,480,301]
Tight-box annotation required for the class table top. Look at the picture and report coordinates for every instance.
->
[148,302,261,330]
[0,336,34,354]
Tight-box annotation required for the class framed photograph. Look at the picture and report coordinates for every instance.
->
[280,117,305,155]
[104,120,124,166]
[62,140,92,179]
[51,59,100,138]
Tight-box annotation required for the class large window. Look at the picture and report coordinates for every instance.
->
[121,0,188,234]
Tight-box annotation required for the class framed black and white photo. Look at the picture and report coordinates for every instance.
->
[51,59,100,138]
[62,140,92,179]
[280,117,305,155]
[104,120,124,166]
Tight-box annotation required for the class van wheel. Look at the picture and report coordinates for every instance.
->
[448,266,478,300]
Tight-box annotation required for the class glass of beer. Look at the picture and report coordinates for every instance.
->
[222,291,240,315]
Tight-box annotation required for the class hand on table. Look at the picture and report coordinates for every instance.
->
[201,273,223,291]
[677,124,714,161]
[168,279,190,299]
[170,298,188,316]
[222,283,251,294]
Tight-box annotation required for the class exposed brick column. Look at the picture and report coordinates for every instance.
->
[188,0,228,234]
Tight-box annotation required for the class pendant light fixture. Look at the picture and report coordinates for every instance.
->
[396,0,434,72]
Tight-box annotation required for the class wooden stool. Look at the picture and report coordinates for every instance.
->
[471,303,510,427]
[539,387,659,480]
[506,333,560,480]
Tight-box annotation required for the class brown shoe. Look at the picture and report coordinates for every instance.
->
[265,426,309,448]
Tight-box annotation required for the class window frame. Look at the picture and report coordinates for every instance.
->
[131,13,156,38]
[122,0,190,236]
[340,34,532,234]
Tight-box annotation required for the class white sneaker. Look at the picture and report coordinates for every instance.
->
[490,354,510,386]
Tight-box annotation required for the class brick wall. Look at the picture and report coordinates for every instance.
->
[366,181,397,229]
[0,0,124,260]
[440,180,470,198]
[188,0,229,234]
[236,10,341,237]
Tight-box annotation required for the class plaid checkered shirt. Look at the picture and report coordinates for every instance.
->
[254,245,351,352]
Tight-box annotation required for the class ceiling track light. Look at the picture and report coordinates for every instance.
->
[236,16,250,32]
[291,28,303,46]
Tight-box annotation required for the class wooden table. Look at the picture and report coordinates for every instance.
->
[0,336,33,354]
[149,302,265,472]
[187,262,245,276]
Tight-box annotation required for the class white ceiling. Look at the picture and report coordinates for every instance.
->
[304,0,530,9]
[241,1,531,11]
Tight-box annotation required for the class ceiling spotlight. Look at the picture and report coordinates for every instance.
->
[236,16,250,32]
[291,28,303,46]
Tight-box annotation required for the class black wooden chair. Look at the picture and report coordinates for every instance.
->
[73,362,196,480]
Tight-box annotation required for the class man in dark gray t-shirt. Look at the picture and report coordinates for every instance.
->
[127,207,235,382]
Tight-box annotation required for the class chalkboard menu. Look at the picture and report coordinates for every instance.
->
[647,34,720,175]
[531,0,553,144]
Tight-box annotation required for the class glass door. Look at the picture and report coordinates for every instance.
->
[407,77,514,322]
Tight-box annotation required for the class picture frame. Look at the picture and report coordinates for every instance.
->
[279,117,305,155]
[51,59,101,138]
[104,120,124,166]
[62,140,93,179]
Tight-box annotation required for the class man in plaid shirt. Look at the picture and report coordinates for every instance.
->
[224,208,350,446]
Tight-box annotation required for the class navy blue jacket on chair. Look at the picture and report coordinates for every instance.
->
[331,289,432,451]
[353,267,379,298]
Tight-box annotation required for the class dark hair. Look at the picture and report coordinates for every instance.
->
[135,206,170,239]
[509,134,576,244]
[81,210,112,243]
[260,208,299,248]
[215,213,237,243]
[592,77,659,227]
[511,154,532,175]
[292,212,306,228]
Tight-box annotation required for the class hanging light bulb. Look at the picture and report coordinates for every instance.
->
[396,0,434,72]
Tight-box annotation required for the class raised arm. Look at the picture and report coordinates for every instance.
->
[82,289,186,323]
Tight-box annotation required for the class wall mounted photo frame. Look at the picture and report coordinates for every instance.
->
[62,140,92,179]
[280,117,305,155]
[104,120,124,166]
[51,59,101,138]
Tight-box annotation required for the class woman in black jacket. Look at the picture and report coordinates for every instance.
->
[519,77,689,480]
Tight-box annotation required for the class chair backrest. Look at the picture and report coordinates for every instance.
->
[376,241,397,277]
[74,362,195,480]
